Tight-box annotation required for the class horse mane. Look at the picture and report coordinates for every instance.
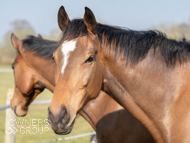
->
[59,19,190,65]
[22,36,58,60]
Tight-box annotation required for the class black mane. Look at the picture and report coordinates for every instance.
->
[59,19,190,65]
[22,36,58,60]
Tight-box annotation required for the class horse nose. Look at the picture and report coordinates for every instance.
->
[48,106,70,131]
[12,105,28,117]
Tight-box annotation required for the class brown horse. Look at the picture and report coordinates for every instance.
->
[48,6,190,143]
[11,34,154,143]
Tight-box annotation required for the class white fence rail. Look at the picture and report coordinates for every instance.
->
[0,99,52,111]
[41,132,96,143]
[0,68,12,73]
[5,89,16,143]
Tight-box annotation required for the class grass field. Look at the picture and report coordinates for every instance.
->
[0,64,94,143]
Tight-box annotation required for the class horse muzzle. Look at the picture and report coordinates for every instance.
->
[48,106,75,134]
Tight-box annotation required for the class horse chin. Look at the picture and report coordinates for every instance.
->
[54,118,76,135]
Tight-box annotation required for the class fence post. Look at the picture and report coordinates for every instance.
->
[5,89,16,143]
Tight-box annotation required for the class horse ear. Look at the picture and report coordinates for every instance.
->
[84,7,97,35]
[58,6,70,31]
[37,34,43,39]
[11,33,23,50]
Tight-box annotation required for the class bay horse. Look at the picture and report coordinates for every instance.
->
[48,6,190,143]
[11,33,154,142]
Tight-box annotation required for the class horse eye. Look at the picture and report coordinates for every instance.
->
[11,63,15,70]
[52,56,55,61]
[85,56,94,63]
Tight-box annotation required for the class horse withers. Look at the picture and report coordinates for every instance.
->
[11,33,154,143]
[49,6,190,143]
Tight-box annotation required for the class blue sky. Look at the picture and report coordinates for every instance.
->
[0,0,190,41]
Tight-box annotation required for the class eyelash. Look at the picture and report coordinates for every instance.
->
[12,64,15,69]
[85,56,94,63]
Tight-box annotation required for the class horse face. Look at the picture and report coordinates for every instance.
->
[48,7,103,134]
[11,34,44,116]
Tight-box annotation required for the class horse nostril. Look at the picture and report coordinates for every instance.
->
[62,108,66,116]
[62,109,68,124]
[61,106,70,125]
[48,118,52,124]
[13,106,17,115]
[48,107,53,124]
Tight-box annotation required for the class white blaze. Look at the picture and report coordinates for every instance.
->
[61,40,76,74]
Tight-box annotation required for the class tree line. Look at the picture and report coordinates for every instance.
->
[0,20,61,64]
[0,19,190,64]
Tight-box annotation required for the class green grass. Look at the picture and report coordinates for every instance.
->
[0,64,94,143]
[0,71,14,105]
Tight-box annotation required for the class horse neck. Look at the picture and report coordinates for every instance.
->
[100,44,165,142]
[24,52,55,92]
[79,91,122,131]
